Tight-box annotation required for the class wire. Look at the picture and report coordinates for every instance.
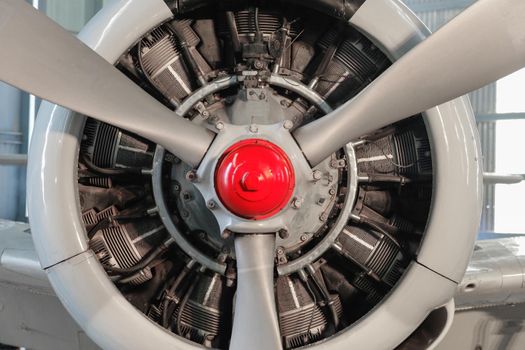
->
[80,153,143,176]
[176,276,198,335]
[87,218,111,239]
[87,211,152,239]
[161,262,195,328]
[359,217,411,259]
[309,271,340,329]
[254,7,261,35]
[304,279,318,334]
[367,140,418,169]
[104,239,173,276]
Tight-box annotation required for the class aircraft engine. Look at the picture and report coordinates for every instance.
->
[26,0,482,349]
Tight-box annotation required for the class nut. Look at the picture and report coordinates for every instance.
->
[221,229,232,239]
[283,120,294,130]
[278,229,289,239]
[215,121,225,130]
[292,197,303,209]
[185,170,197,182]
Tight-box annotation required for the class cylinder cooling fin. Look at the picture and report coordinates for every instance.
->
[22,1,477,349]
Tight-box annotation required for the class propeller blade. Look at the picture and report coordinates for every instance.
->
[230,234,282,350]
[293,0,525,166]
[0,0,214,166]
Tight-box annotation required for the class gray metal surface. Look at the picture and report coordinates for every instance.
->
[0,153,27,166]
[456,236,525,309]
[293,0,525,166]
[483,173,524,185]
[313,262,457,350]
[437,237,525,350]
[230,234,282,350]
[29,0,174,269]
[406,0,499,243]
[47,251,202,350]
[0,82,22,220]
[0,0,213,167]
[347,0,482,284]
[277,143,358,276]
[27,2,227,350]
[29,103,89,268]
[436,302,525,350]
[0,220,100,350]
[25,0,485,349]
[267,74,333,114]
[191,122,343,235]
[152,146,228,275]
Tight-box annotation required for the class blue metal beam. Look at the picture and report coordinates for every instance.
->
[403,0,475,13]
[476,112,525,122]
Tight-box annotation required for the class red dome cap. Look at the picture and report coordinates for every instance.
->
[214,139,295,220]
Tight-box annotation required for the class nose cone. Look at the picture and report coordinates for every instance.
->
[214,139,295,220]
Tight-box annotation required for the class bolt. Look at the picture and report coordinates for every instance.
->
[207,199,217,210]
[202,110,210,118]
[215,121,224,130]
[283,120,294,130]
[249,124,259,133]
[278,229,289,239]
[300,234,308,242]
[186,170,197,182]
[147,207,159,215]
[277,247,285,255]
[329,188,336,196]
[292,197,303,209]
[221,229,232,239]
[181,210,189,218]
[312,170,322,181]
[182,191,192,201]
[254,60,265,70]
[319,213,328,222]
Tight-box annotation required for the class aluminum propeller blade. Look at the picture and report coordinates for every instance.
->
[294,0,525,166]
[230,234,282,350]
[0,0,214,166]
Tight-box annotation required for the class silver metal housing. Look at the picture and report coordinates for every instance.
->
[27,0,482,349]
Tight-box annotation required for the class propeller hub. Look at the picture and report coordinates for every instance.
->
[215,139,295,220]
